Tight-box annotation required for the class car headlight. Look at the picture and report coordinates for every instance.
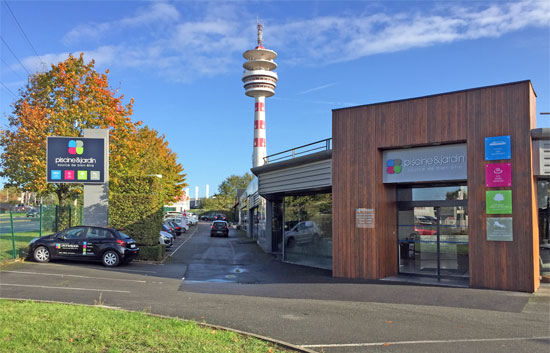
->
[29,238,39,244]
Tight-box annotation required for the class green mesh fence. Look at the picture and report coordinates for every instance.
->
[0,205,83,260]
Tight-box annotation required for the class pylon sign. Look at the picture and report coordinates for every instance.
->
[47,136,105,184]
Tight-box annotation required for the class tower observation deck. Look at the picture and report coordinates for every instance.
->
[242,22,278,168]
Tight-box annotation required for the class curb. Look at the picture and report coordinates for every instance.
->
[0,298,318,353]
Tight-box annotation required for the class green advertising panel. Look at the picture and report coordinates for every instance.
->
[486,190,512,214]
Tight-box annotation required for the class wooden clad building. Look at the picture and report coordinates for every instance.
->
[332,81,540,292]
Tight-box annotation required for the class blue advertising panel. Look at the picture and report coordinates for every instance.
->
[485,135,511,161]
[47,137,105,184]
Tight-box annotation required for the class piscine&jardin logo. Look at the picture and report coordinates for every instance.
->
[68,140,84,155]
[386,159,402,174]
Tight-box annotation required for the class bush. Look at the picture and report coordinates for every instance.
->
[138,244,165,261]
[109,176,164,246]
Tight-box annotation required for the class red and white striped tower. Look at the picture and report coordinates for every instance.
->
[242,22,278,168]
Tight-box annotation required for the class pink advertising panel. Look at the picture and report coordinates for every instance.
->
[485,163,512,187]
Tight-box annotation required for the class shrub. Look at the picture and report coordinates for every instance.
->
[138,244,165,261]
[109,176,164,246]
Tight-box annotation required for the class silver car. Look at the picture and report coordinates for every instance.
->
[285,221,321,247]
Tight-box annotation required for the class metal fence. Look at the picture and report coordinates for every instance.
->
[263,138,332,164]
[0,205,83,260]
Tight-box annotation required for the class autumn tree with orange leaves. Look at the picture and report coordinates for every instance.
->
[0,54,186,212]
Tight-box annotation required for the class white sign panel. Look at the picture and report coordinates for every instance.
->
[383,144,467,183]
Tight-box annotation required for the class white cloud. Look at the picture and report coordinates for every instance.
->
[63,2,180,44]
[18,0,550,81]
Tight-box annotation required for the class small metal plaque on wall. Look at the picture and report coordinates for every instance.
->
[356,208,375,228]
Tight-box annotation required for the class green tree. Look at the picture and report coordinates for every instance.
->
[1,54,137,211]
[0,54,186,228]
[199,173,253,214]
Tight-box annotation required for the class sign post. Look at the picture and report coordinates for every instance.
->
[82,129,109,227]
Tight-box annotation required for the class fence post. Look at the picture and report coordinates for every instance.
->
[55,205,58,233]
[39,204,43,237]
[10,209,16,259]
[68,206,72,228]
[80,204,83,225]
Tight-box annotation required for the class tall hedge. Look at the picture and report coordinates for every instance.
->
[109,176,163,246]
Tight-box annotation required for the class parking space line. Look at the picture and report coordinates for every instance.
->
[0,283,131,293]
[98,268,157,274]
[300,336,550,348]
[1,271,147,283]
[23,262,157,274]
[169,225,198,258]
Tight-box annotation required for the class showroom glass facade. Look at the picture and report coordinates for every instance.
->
[397,186,469,279]
[538,180,550,276]
[283,193,332,269]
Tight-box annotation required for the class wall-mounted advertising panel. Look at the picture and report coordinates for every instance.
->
[486,217,513,241]
[47,137,105,184]
[485,163,512,187]
[485,135,511,161]
[486,190,512,214]
[382,144,467,183]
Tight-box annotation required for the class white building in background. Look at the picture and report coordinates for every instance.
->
[164,192,190,213]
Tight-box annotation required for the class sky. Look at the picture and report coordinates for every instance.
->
[1,0,549,198]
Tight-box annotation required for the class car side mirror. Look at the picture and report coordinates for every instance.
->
[57,234,65,240]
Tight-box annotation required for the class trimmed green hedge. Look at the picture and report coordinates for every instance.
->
[138,244,166,261]
[109,176,164,247]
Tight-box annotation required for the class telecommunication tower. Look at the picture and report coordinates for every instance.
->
[242,22,278,167]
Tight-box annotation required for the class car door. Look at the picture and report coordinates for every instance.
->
[85,227,114,259]
[56,227,87,258]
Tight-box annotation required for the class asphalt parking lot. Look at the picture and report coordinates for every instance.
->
[1,222,549,353]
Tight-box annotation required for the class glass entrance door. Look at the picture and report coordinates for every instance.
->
[398,205,468,279]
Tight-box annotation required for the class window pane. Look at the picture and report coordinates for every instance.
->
[283,193,332,270]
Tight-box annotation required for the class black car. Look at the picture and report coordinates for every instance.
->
[27,226,139,267]
[214,214,228,222]
[210,220,229,237]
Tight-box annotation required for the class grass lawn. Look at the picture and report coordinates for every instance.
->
[0,300,293,353]
[0,232,37,261]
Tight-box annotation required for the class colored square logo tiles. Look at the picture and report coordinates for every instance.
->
[51,170,61,180]
[386,159,402,174]
[68,140,84,155]
[90,171,101,181]
[77,170,87,180]
[64,170,75,180]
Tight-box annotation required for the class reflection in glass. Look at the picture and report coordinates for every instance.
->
[538,180,550,277]
[398,186,469,279]
[283,193,332,269]
[398,186,468,201]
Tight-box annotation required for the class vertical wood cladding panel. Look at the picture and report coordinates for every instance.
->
[333,81,538,292]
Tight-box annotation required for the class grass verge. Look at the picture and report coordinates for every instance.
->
[0,232,37,261]
[0,300,293,353]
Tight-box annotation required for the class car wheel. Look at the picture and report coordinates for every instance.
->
[102,250,120,267]
[33,246,50,263]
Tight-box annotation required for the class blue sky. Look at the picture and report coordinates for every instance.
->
[1,0,549,197]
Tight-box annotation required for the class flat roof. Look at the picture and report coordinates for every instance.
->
[333,80,536,112]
